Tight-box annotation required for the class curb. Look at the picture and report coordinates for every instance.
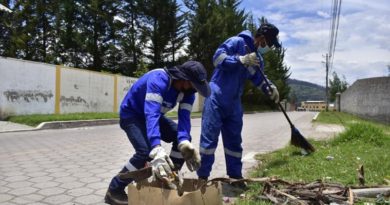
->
[312,112,320,121]
[0,119,119,134]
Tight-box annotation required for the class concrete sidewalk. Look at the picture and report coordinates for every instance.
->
[0,119,119,133]
[0,121,36,133]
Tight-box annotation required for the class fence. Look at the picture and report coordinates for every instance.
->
[0,57,202,119]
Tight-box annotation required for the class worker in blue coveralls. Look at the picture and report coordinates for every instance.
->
[105,61,211,205]
[197,23,281,188]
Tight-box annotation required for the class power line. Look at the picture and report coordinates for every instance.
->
[325,0,342,111]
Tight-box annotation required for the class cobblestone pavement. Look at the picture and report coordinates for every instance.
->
[0,112,343,204]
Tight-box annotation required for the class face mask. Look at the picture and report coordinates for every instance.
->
[257,45,270,55]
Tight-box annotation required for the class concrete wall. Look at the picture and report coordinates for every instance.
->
[0,57,203,119]
[340,77,390,124]
[60,67,116,113]
[0,58,56,118]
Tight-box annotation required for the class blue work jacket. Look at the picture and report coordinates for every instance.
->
[120,69,195,147]
[211,30,270,111]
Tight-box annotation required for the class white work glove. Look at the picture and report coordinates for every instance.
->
[178,140,201,171]
[149,146,175,179]
[238,52,260,67]
[267,84,279,103]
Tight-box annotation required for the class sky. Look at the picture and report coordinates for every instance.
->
[179,0,390,86]
[237,0,390,86]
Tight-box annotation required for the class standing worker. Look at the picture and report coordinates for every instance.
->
[197,23,281,187]
[105,61,211,205]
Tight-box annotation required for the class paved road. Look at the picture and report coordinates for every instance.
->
[0,112,343,204]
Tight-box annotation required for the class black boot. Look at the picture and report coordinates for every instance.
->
[230,177,248,191]
[104,188,128,205]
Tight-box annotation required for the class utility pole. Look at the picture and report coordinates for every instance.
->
[325,53,329,111]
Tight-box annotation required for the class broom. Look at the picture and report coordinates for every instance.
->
[255,53,315,153]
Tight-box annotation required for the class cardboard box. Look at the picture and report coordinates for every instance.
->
[128,178,222,205]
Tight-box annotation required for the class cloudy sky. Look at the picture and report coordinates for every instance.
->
[238,0,390,86]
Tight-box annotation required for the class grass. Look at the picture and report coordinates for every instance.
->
[6,111,202,127]
[315,111,390,133]
[7,112,119,127]
[236,111,390,205]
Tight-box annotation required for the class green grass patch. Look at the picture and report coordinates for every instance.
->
[315,111,390,133]
[7,112,119,127]
[237,112,390,205]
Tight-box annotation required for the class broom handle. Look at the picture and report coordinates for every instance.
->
[254,52,294,128]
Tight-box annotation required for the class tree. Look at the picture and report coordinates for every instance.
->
[329,71,348,102]
[117,0,145,75]
[138,0,177,68]
[165,0,187,66]
[80,0,120,71]
[54,0,86,67]
[185,0,246,77]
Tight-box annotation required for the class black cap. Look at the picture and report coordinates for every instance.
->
[256,23,281,48]
[171,61,211,97]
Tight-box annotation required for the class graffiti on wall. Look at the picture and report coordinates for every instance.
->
[60,96,88,107]
[3,90,54,103]
[60,96,99,110]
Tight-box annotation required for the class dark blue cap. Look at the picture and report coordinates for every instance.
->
[256,23,281,48]
[173,61,211,97]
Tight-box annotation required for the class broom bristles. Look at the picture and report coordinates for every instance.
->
[291,126,315,153]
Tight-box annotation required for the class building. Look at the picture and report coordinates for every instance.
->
[301,101,327,111]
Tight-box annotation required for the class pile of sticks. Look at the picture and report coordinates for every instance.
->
[258,179,354,205]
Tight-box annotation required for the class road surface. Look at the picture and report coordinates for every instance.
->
[0,112,343,204]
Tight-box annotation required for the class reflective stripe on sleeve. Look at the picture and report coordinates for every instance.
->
[145,93,163,103]
[200,147,216,155]
[224,148,242,158]
[213,53,228,67]
[179,103,192,112]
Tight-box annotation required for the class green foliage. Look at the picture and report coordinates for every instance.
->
[329,71,348,102]
[236,112,390,204]
[331,123,386,146]
[8,112,119,127]
[185,0,246,77]
[315,111,390,133]
[132,59,149,78]
[1,0,291,97]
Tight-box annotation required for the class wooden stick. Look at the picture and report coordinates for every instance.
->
[348,188,354,205]
[352,187,390,198]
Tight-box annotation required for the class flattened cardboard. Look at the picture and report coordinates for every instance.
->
[128,178,222,205]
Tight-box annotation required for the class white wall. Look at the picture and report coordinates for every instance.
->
[60,67,115,113]
[0,57,56,118]
[0,57,203,119]
[117,75,138,112]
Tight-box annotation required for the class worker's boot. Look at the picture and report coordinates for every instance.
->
[230,177,248,191]
[104,188,128,205]
[105,167,131,205]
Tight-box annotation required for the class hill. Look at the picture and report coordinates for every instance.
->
[288,79,325,105]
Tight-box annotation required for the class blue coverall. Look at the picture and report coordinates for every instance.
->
[109,68,195,191]
[197,30,271,178]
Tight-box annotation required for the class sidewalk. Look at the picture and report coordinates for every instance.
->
[0,121,35,133]
[0,119,119,133]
